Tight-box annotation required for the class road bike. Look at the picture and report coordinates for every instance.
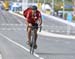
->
[30,26,42,54]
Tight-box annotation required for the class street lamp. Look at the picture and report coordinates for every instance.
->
[32,0,34,3]
[52,0,54,15]
[62,0,65,19]
[44,0,45,11]
[22,0,28,11]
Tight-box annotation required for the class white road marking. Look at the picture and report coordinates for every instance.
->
[61,31,65,32]
[6,28,11,31]
[0,33,44,59]
[38,31,75,39]
[0,24,25,26]
[1,24,75,39]
[0,54,2,59]
[1,28,6,30]
[1,27,75,40]
[50,30,54,32]
[9,11,23,24]
[9,11,25,19]
[56,30,60,32]
[0,28,26,31]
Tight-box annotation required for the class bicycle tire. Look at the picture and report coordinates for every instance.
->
[30,30,35,54]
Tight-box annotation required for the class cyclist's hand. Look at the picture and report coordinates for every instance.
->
[39,25,42,32]
[28,23,32,27]
[38,24,42,27]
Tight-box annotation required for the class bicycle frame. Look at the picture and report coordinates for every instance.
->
[30,28,35,54]
[30,26,42,54]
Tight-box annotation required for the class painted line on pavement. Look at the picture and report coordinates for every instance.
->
[1,27,75,39]
[38,31,75,39]
[8,11,23,24]
[0,24,25,26]
[0,54,2,59]
[9,11,25,19]
[0,28,24,31]
[0,28,75,35]
[0,28,26,31]
[0,33,44,59]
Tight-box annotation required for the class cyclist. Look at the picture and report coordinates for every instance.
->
[23,5,42,49]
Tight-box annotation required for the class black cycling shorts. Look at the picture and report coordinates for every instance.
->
[32,23,38,29]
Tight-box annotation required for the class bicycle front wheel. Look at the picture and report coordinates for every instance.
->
[30,31,35,54]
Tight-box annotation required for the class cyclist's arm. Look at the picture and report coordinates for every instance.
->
[25,12,30,26]
[38,12,42,26]
[25,12,32,27]
[38,17,42,26]
[25,18,29,26]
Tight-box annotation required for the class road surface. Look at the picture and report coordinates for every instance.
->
[0,10,75,59]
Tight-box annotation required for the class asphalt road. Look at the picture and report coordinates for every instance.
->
[0,10,75,59]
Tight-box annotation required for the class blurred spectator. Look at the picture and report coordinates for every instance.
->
[58,11,63,18]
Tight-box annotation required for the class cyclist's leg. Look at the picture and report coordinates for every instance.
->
[34,29,38,49]
[33,23,38,49]
[34,29,38,44]
[27,26,32,45]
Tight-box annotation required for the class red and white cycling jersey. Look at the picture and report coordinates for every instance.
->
[23,8,41,24]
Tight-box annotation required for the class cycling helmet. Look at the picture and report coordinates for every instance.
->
[31,5,37,10]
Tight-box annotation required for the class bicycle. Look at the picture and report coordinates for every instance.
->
[30,25,42,54]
